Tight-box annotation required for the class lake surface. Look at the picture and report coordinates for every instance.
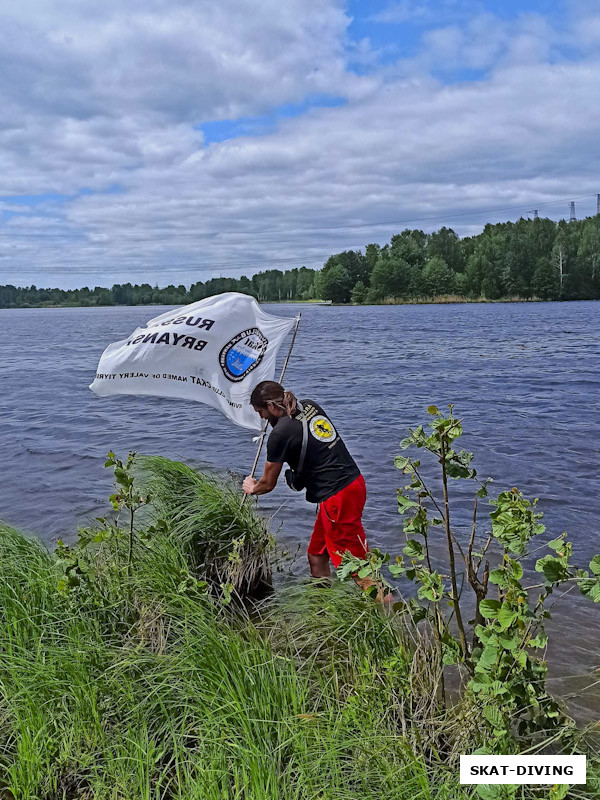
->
[1,301,599,716]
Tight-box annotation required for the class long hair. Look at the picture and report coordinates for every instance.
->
[250,381,297,416]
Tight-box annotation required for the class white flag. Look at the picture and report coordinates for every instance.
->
[90,292,297,431]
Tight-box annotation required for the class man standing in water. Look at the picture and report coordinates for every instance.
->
[242,381,370,589]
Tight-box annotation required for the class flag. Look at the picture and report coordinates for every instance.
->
[89,292,297,431]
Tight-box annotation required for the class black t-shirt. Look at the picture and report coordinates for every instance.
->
[266,399,360,503]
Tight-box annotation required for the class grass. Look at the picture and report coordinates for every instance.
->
[0,461,597,799]
[0,520,477,800]
[138,456,274,597]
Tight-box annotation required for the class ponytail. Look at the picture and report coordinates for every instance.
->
[282,390,298,416]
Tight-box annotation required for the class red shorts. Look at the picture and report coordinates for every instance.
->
[307,475,368,568]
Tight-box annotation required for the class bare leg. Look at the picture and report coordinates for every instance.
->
[308,552,331,578]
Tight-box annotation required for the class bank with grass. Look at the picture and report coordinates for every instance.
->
[0,416,599,799]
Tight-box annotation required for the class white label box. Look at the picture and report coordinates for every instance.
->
[460,755,586,785]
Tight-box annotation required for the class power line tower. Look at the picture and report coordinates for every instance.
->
[532,209,539,219]
[597,193,600,216]
[569,201,576,222]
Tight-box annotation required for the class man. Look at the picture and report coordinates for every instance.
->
[242,380,370,588]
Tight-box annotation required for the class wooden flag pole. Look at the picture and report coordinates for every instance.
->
[242,313,302,502]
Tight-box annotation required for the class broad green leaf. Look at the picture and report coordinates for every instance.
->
[479,599,501,619]
[483,705,504,728]
[590,555,600,576]
[497,605,518,630]
[114,467,132,487]
[394,456,412,471]
[397,494,419,512]
[547,536,565,552]
[535,556,568,583]
[403,539,424,559]
[489,568,509,588]
[477,645,499,670]
[587,582,600,602]
[388,563,404,577]
[507,560,523,580]
[446,462,471,479]
[476,783,518,799]
[528,631,548,648]
[471,669,492,687]
[498,633,519,651]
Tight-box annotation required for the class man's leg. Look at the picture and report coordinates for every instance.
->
[308,552,331,578]
[307,505,331,578]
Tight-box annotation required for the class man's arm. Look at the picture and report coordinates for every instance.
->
[242,461,283,495]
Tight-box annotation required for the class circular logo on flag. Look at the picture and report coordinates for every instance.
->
[219,328,268,383]
[309,416,336,442]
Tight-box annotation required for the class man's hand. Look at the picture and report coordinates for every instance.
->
[242,463,282,496]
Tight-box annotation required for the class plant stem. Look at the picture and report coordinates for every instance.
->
[440,436,469,661]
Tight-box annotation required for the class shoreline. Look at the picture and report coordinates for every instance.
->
[2,295,599,310]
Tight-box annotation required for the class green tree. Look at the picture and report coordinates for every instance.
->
[316,264,352,302]
[531,256,559,300]
[369,257,414,301]
[389,230,427,269]
[420,256,455,296]
[577,218,600,298]
[427,227,464,273]
[296,267,316,299]
[364,243,380,275]
[322,251,369,287]
[350,280,367,304]
[189,281,206,301]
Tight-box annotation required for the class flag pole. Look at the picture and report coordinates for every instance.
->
[243,313,302,498]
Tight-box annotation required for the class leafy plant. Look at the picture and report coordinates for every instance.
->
[339,405,600,752]
[56,451,151,602]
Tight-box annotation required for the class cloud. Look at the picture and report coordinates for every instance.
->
[0,0,354,121]
[0,1,598,288]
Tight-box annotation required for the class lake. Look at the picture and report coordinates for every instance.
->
[1,301,599,717]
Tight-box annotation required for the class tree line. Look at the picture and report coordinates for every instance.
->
[2,214,599,308]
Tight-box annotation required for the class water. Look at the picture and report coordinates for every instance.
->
[1,301,599,716]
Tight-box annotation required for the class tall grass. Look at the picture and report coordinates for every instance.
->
[0,471,597,799]
[0,518,484,800]
[139,456,273,596]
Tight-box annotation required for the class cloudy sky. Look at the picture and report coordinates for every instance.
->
[1,0,599,289]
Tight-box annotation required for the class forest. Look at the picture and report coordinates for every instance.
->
[2,214,599,308]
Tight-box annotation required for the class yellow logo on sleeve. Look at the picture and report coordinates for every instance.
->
[309,416,336,443]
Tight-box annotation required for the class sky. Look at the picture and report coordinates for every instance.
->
[0,0,599,289]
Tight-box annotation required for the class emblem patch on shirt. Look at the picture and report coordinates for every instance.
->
[309,415,336,442]
[219,328,268,382]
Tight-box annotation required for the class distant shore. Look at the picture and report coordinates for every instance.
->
[2,294,596,309]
